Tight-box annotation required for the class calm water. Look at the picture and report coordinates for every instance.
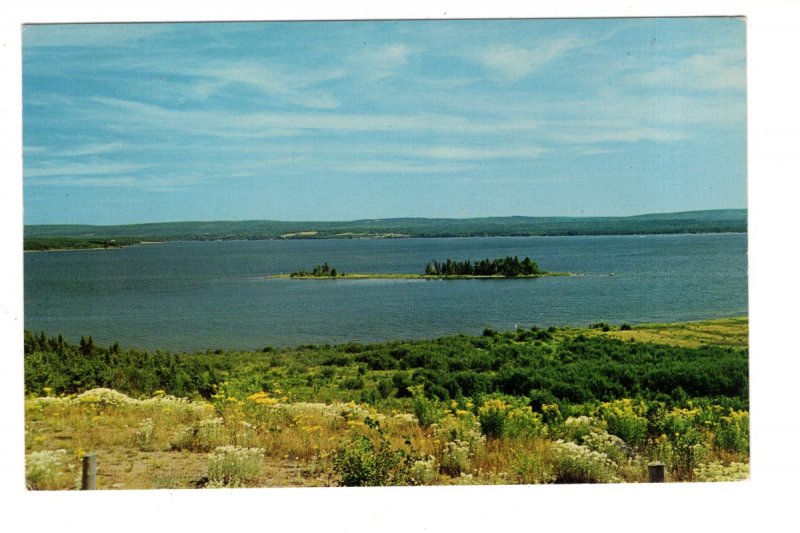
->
[24,234,748,351]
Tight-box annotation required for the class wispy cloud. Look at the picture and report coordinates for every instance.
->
[622,48,745,93]
[410,145,548,160]
[354,44,411,81]
[56,142,129,157]
[471,37,582,82]
[22,19,747,223]
[24,161,149,179]
[89,96,545,139]
[332,160,473,175]
[181,61,345,109]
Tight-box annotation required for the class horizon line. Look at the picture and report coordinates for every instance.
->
[24,207,748,228]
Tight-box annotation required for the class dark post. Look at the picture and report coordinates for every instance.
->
[81,453,97,490]
[648,461,665,483]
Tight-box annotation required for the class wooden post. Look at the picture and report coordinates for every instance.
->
[81,453,97,490]
[648,461,665,483]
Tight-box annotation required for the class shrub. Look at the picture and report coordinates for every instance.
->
[478,398,509,438]
[550,441,619,484]
[670,428,711,481]
[359,388,380,405]
[409,455,438,485]
[340,376,364,390]
[658,406,712,480]
[409,385,442,428]
[595,400,649,448]
[133,418,155,451]
[557,416,602,443]
[207,446,264,488]
[440,439,472,477]
[715,409,749,453]
[693,461,749,482]
[540,402,564,426]
[620,324,632,331]
[317,366,337,381]
[75,388,135,408]
[26,449,69,490]
[433,410,485,455]
[392,372,414,398]
[172,417,227,452]
[476,396,544,439]
[332,418,417,486]
[505,405,545,439]
[377,378,394,399]
[511,448,553,484]
[648,433,674,466]
[582,430,631,465]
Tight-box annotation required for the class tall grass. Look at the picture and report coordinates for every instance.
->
[25,387,749,489]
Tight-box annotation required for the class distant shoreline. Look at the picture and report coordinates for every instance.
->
[22,232,748,252]
[23,209,748,251]
[24,230,747,252]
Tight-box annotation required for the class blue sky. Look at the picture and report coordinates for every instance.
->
[22,18,747,225]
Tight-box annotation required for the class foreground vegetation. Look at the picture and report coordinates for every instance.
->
[24,209,746,250]
[24,318,749,489]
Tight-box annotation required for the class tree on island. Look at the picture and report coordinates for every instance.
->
[424,256,543,277]
[290,263,342,277]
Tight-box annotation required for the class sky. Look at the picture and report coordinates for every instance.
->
[22,17,747,225]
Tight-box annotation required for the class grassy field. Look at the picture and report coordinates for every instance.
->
[586,317,749,349]
[24,318,749,490]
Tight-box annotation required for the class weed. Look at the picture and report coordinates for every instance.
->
[550,441,619,484]
[26,449,69,490]
[693,461,749,482]
[207,446,264,488]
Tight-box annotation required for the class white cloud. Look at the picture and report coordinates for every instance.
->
[57,142,129,157]
[357,44,411,81]
[332,160,472,175]
[24,161,148,178]
[411,145,548,160]
[549,125,687,145]
[87,96,545,139]
[27,176,143,188]
[186,62,344,109]
[473,37,581,82]
[622,48,745,93]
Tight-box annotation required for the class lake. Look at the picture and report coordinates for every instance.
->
[23,233,748,351]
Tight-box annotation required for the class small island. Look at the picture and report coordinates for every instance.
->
[270,257,570,280]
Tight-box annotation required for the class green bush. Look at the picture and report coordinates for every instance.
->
[715,410,749,453]
[376,378,394,399]
[511,449,553,484]
[340,376,365,390]
[332,418,418,486]
[409,385,442,428]
[477,398,509,438]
